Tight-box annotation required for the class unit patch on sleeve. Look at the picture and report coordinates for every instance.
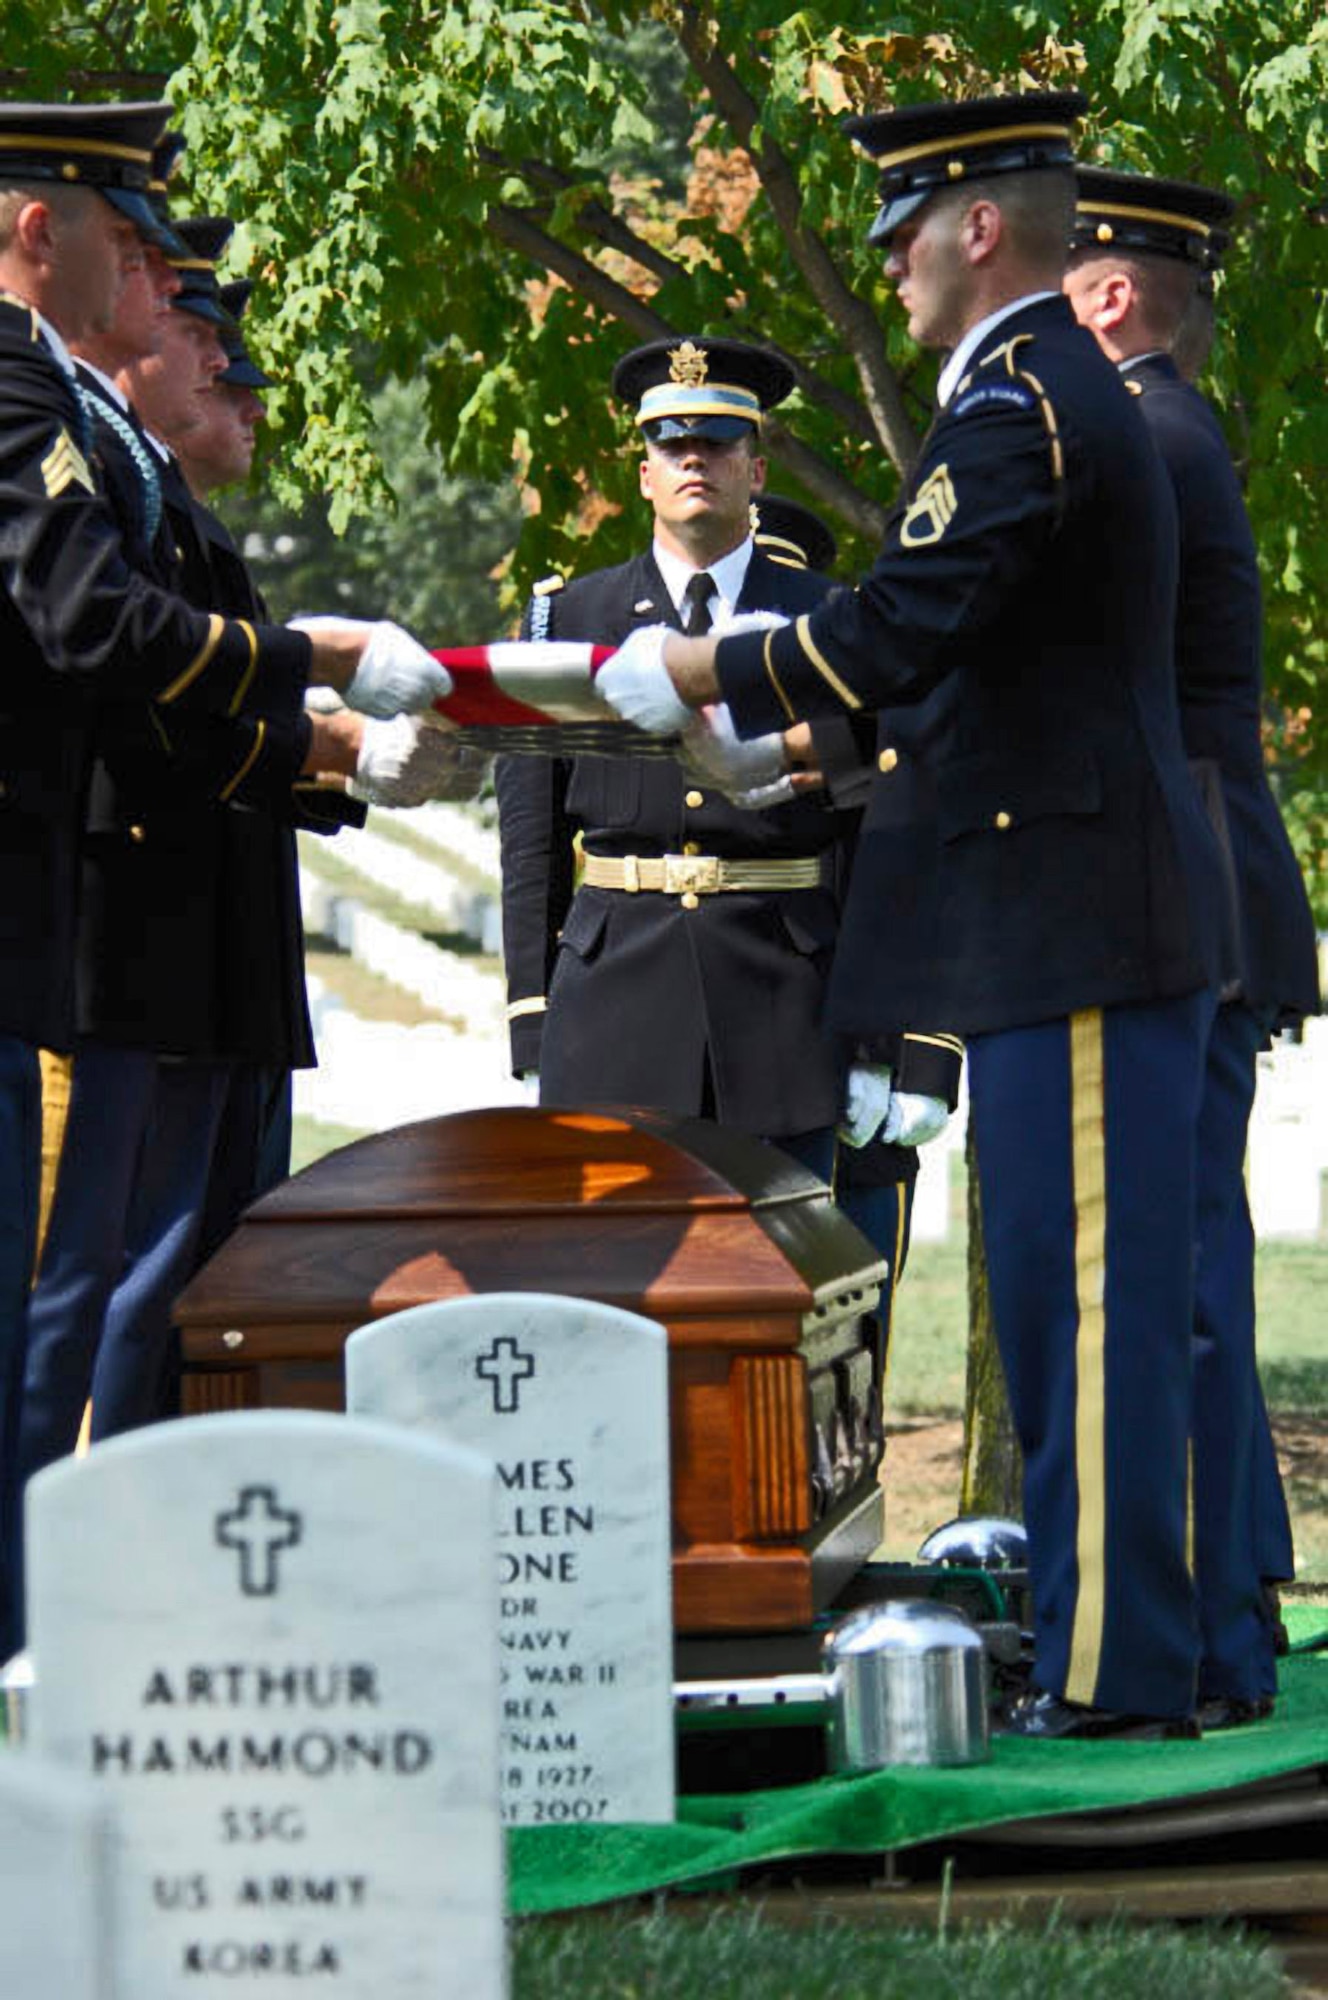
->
[950,381,1038,420]
[899,464,958,547]
[40,428,95,499]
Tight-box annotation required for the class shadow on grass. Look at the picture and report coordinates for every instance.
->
[1262,1358,1328,1423]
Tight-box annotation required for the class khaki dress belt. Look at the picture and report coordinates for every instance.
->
[581,852,822,896]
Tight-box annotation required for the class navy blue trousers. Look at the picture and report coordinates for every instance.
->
[837,1171,915,1363]
[20,1047,231,1484]
[775,1125,836,1184]
[0,1035,40,1662]
[1194,1002,1291,1695]
[968,992,1234,1718]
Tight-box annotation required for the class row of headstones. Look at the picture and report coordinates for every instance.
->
[2,1293,672,1998]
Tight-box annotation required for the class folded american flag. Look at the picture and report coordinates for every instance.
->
[429,641,676,757]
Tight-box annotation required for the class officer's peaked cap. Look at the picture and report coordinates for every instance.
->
[217,278,274,388]
[170,215,238,329]
[844,90,1087,248]
[614,336,793,442]
[1073,168,1235,271]
[0,99,188,256]
[752,494,837,573]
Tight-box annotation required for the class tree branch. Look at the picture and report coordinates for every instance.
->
[665,0,921,475]
[481,155,882,449]
[486,202,887,540]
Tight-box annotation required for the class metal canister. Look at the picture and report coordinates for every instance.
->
[823,1599,989,1771]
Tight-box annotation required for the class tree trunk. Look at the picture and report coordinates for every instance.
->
[960,1122,1023,1518]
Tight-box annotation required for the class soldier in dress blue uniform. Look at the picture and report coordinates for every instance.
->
[752,494,959,1363]
[1064,170,1321,1722]
[497,339,959,1181]
[598,94,1238,1739]
[0,102,452,1658]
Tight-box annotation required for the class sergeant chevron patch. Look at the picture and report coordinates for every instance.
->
[41,428,95,499]
[900,464,957,546]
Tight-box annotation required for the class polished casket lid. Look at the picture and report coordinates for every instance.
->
[177,1107,885,1335]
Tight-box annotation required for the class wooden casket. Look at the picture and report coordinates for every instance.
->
[175,1108,888,1633]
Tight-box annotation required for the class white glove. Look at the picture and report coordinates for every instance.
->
[883,1091,951,1148]
[517,1071,541,1106]
[837,1064,894,1149]
[714,610,789,638]
[291,617,454,719]
[595,625,692,735]
[350,714,472,807]
[724,773,798,811]
[680,704,787,802]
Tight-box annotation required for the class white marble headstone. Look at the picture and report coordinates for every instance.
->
[347,1293,674,1827]
[26,1411,504,1998]
[0,1754,115,1998]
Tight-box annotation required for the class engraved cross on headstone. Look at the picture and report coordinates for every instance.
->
[215,1486,302,1597]
[475,1336,535,1415]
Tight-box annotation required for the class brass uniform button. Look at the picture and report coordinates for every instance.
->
[682,840,700,857]
[680,891,699,911]
[994,810,1012,831]
[877,748,898,774]
[129,824,147,844]
[684,789,704,808]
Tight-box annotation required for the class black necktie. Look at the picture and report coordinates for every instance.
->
[682,572,714,636]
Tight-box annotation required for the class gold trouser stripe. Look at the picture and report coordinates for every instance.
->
[227,620,259,717]
[879,1183,911,1413]
[159,612,225,705]
[1185,1438,1195,1576]
[34,1050,74,1279]
[219,718,266,802]
[506,996,547,1022]
[1065,1006,1108,1706]
[763,628,797,723]
[795,615,862,711]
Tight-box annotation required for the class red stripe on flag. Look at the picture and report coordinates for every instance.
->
[430,645,616,725]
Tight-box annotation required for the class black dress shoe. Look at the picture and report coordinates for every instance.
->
[1197,1693,1274,1731]
[1262,1584,1291,1658]
[1000,1688,1201,1742]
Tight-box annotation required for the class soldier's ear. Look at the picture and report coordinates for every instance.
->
[638,455,654,503]
[1094,269,1134,331]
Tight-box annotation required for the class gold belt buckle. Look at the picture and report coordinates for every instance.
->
[662,853,721,897]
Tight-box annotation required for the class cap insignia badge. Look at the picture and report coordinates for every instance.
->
[668,341,709,387]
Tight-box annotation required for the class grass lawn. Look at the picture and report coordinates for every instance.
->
[512,1906,1289,1999]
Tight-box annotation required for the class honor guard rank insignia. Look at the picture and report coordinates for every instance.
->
[668,340,709,386]
[41,428,95,499]
[900,464,957,547]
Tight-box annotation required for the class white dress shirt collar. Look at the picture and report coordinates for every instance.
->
[936,291,1060,408]
[35,310,77,379]
[652,534,755,629]
[74,357,130,413]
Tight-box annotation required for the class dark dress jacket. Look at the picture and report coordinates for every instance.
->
[497,545,866,1136]
[716,296,1229,1039]
[0,300,309,1049]
[1123,353,1319,1025]
[72,372,355,1065]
